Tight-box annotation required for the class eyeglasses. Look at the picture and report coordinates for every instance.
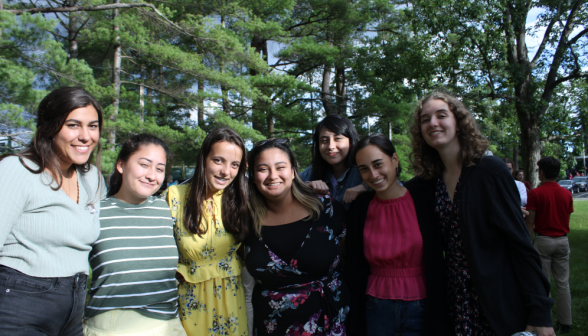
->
[253,138,289,147]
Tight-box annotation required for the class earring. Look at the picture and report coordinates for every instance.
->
[396,165,399,176]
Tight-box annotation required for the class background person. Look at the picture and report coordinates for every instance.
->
[526,156,574,334]
[409,91,555,336]
[515,169,532,193]
[0,87,104,336]
[165,127,249,336]
[84,134,186,336]
[346,134,451,336]
[245,139,349,335]
[300,114,368,207]
[504,158,527,206]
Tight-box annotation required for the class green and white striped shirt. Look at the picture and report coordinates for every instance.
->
[85,196,179,320]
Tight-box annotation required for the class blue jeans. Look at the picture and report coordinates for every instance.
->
[0,265,87,336]
[365,295,425,336]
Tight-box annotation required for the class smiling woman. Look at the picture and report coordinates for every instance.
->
[0,87,105,335]
[83,134,187,336]
[245,139,350,335]
[165,127,249,336]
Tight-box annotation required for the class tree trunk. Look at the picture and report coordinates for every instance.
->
[513,145,519,172]
[250,34,268,133]
[321,65,333,115]
[139,64,145,123]
[267,112,274,138]
[198,78,204,126]
[109,0,122,151]
[67,0,78,60]
[335,66,346,115]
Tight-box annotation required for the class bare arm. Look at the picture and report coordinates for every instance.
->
[525,209,536,239]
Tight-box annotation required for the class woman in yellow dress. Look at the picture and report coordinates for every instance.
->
[166,127,249,335]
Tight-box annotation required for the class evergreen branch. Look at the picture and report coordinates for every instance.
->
[7,3,158,15]
[120,80,197,110]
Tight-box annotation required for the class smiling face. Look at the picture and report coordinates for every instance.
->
[253,148,295,200]
[516,171,524,181]
[52,105,100,172]
[116,144,167,204]
[318,127,350,170]
[205,141,243,198]
[356,145,399,199]
[420,99,459,152]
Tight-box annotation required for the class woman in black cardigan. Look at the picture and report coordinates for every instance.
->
[346,134,452,336]
[409,92,554,336]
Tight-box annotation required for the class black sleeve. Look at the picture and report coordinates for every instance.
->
[344,193,372,335]
[487,168,553,326]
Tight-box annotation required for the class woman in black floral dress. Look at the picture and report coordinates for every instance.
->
[245,139,350,336]
[408,92,555,336]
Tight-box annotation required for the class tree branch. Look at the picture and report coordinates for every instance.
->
[531,14,558,66]
[7,3,156,15]
[551,72,588,87]
[567,26,588,46]
[120,80,197,110]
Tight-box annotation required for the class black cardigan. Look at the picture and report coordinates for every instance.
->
[345,179,452,336]
[443,155,553,335]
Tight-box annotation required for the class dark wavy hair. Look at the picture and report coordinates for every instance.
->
[107,134,171,197]
[0,87,103,190]
[310,115,360,181]
[248,139,323,236]
[184,127,249,242]
[354,133,402,175]
[409,92,489,180]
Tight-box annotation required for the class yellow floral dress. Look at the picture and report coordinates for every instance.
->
[166,185,248,336]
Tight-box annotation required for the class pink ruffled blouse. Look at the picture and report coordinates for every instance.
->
[363,190,426,300]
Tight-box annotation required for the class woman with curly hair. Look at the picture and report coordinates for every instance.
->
[409,92,555,336]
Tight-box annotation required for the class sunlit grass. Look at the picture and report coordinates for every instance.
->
[550,200,588,334]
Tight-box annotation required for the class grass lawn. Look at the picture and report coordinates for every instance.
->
[552,200,588,335]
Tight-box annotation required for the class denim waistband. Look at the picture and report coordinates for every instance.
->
[0,265,87,289]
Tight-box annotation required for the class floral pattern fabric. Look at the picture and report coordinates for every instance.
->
[166,185,248,336]
[245,196,350,336]
[434,177,495,336]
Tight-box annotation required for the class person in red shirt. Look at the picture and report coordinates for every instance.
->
[526,156,574,334]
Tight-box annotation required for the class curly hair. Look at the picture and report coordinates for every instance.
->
[409,92,489,180]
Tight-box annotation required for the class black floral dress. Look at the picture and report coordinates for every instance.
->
[435,177,495,336]
[245,195,350,336]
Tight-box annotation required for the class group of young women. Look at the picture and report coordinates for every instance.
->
[0,87,556,336]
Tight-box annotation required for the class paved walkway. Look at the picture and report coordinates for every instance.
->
[573,191,588,201]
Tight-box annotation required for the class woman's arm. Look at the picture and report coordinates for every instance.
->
[0,158,30,249]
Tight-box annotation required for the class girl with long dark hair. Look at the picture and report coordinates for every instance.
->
[165,127,249,336]
[245,139,350,335]
[410,92,555,336]
[0,87,104,335]
[300,115,367,207]
[84,134,186,336]
[346,134,451,336]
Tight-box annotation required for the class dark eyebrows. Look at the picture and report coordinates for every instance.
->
[140,157,166,166]
[65,119,100,124]
[357,158,383,168]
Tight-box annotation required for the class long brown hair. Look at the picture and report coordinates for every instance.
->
[184,127,249,243]
[248,139,323,237]
[409,92,489,180]
[0,87,103,190]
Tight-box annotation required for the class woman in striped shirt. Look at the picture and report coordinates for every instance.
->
[84,134,186,336]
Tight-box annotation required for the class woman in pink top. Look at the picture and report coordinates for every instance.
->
[346,134,451,336]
